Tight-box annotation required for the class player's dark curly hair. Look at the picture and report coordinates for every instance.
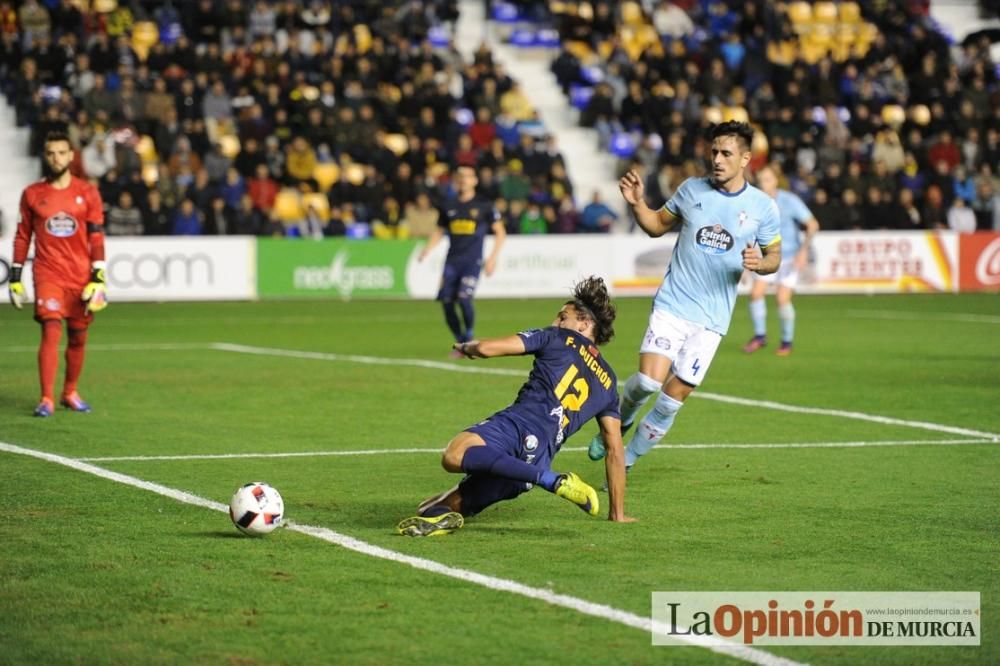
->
[567,276,616,346]
[708,121,755,152]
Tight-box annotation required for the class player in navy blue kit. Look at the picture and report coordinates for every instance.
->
[418,166,506,353]
[397,277,634,536]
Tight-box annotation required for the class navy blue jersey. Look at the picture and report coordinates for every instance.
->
[494,327,619,457]
[439,196,499,266]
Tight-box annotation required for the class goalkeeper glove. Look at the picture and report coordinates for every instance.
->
[8,263,26,309]
[81,262,108,313]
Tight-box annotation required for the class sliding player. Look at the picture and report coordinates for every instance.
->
[397,277,633,536]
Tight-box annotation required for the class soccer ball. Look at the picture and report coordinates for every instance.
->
[229,482,284,535]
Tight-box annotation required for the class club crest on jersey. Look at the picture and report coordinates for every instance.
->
[523,435,538,452]
[75,196,84,204]
[695,224,734,255]
[738,210,748,227]
[44,297,60,311]
[45,211,78,237]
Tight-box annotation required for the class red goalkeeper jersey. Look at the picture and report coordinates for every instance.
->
[14,176,105,287]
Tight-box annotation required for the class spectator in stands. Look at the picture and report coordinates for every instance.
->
[947,196,977,233]
[206,196,236,235]
[519,202,547,234]
[922,185,948,229]
[172,198,202,235]
[888,188,923,230]
[372,197,408,239]
[203,142,232,184]
[231,194,264,235]
[653,0,695,39]
[285,136,317,186]
[580,191,616,233]
[105,191,143,236]
[142,189,173,236]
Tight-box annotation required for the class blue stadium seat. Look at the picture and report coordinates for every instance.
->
[536,29,561,49]
[492,2,519,23]
[581,65,604,85]
[610,132,637,159]
[346,223,372,240]
[428,25,450,47]
[510,29,537,48]
[570,85,594,110]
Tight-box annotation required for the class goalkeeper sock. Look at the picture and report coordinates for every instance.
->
[63,327,88,396]
[38,320,62,401]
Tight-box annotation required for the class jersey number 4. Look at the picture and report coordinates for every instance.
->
[553,365,590,428]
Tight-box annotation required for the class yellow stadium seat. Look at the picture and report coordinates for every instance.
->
[839,1,862,24]
[313,162,340,192]
[344,163,366,186]
[881,104,906,128]
[353,24,372,53]
[93,0,117,12]
[383,133,409,157]
[786,1,812,26]
[578,2,593,21]
[549,1,568,15]
[135,134,157,163]
[813,2,837,24]
[273,189,304,222]
[909,104,931,126]
[301,193,330,221]
[721,105,749,123]
[565,40,594,61]
[621,1,643,27]
[218,134,241,159]
[141,163,159,187]
[131,21,158,61]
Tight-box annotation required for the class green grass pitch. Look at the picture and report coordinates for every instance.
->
[1,293,997,665]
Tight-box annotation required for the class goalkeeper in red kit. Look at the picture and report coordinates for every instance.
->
[8,131,108,417]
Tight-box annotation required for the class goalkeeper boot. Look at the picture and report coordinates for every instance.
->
[60,392,92,413]
[396,511,464,537]
[34,398,54,418]
[554,473,599,516]
[587,420,634,461]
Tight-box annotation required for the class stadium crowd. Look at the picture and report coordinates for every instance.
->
[2,0,998,238]
[539,0,1000,232]
[0,0,611,238]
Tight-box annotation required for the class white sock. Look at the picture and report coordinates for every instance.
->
[779,303,795,343]
[625,392,684,467]
[620,372,661,427]
[749,298,767,337]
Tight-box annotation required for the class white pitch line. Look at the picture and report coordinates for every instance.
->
[212,342,1000,441]
[845,310,1000,325]
[77,438,997,463]
[0,440,800,666]
[0,342,214,353]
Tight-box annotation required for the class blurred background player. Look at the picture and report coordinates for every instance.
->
[743,163,820,356]
[8,130,108,417]
[589,122,781,474]
[397,276,633,537]
[418,166,506,355]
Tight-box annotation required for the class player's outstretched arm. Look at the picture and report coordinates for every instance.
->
[619,169,678,238]
[599,414,635,523]
[454,334,526,359]
[418,227,446,261]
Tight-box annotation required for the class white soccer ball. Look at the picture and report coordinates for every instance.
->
[229,482,285,535]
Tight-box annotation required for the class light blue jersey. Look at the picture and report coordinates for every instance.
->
[774,189,814,259]
[654,177,780,335]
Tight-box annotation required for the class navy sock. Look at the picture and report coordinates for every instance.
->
[419,504,452,518]
[461,446,561,491]
[442,301,463,341]
[458,297,475,341]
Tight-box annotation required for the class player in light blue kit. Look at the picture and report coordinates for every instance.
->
[589,121,782,474]
[743,163,819,356]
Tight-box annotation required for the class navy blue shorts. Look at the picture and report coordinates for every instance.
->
[459,413,553,517]
[437,261,480,301]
